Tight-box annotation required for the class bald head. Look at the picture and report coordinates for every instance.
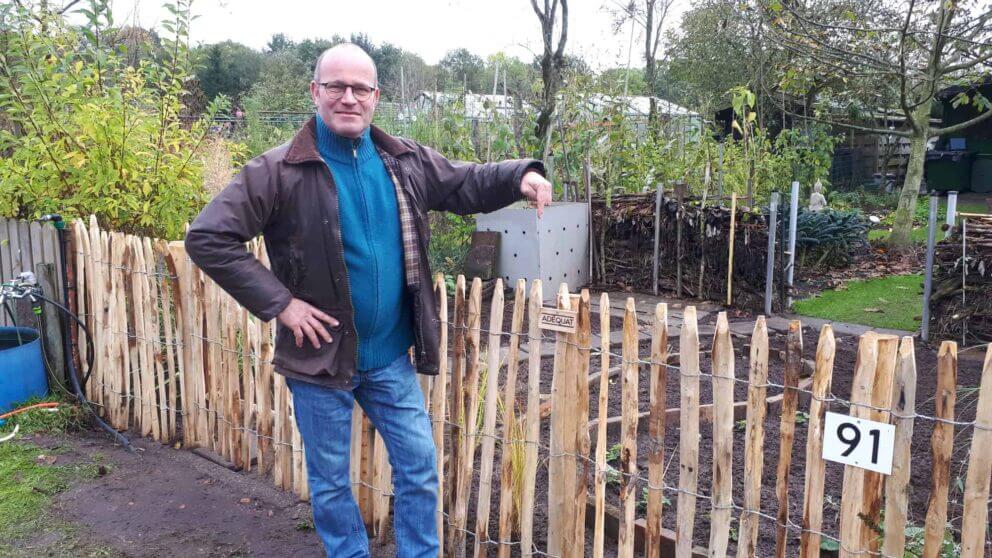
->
[313,43,378,86]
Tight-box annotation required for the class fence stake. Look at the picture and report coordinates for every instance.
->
[497,279,526,558]
[447,274,467,550]
[617,298,639,558]
[774,320,803,558]
[433,274,449,557]
[862,335,899,553]
[675,306,700,556]
[960,345,992,557]
[548,283,573,557]
[520,280,543,558]
[786,181,800,308]
[452,277,483,558]
[798,325,835,558]
[922,192,939,341]
[923,341,958,558]
[881,337,917,557]
[839,332,878,558]
[653,185,663,295]
[645,303,669,558]
[765,193,779,316]
[592,293,611,558]
[736,316,769,557]
[709,312,735,557]
[473,280,505,558]
[945,190,958,239]
[572,290,592,555]
[726,193,738,306]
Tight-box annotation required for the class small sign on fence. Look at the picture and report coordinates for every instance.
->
[822,412,896,475]
[538,307,578,333]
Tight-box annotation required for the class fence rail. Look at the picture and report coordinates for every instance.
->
[69,217,992,557]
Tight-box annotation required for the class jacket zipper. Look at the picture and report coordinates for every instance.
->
[354,139,381,344]
[321,162,360,373]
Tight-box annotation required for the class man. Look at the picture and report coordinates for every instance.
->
[185,43,552,558]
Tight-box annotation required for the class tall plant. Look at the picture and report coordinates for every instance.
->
[0,0,228,239]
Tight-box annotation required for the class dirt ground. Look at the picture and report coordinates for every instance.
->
[14,428,361,557]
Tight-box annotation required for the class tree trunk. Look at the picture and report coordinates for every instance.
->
[887,104,931,251]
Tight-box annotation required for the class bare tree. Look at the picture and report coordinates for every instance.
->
[531,0,568,154]
[763,0,992,250]
[614,0,676,126]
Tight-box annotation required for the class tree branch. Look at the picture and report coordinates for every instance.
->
[931,106,992,136]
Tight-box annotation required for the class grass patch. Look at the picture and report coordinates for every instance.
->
[868,227,930,244]
[793,274,923,331]
[0,396,86,435]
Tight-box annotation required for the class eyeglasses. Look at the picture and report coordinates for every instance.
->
[318,82,377,101]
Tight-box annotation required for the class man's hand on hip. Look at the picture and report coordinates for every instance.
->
[520,170,553,218]
[277,298,339,349]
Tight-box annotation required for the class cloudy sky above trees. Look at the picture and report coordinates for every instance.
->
[98,0,687,70]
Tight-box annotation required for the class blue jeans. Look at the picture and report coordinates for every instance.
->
[287,355,439,558]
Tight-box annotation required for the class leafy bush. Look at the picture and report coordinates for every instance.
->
[0,0,228,239]
[791,208,868,267]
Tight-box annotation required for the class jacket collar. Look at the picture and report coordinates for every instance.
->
[285,116,414,165]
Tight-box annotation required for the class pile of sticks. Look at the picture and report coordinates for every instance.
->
[931,214,992,342]
[591,192,772,308]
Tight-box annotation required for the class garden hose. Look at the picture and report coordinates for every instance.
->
[0,401,60,420]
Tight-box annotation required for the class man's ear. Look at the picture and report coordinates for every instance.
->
[309,80,320,105]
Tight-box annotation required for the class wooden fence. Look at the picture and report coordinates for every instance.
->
[70,216,992,557]
[0,217,65,326]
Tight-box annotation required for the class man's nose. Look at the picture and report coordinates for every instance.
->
[339,87,358,104]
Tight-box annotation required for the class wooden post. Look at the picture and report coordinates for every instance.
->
[922,341,957,558]
[548,283,573,557]
[572,290,592,556]
[520,280,542,558]
[447,274,467,554]
[592,293,610,558]
[726,192,738,306]
[960,344,992,558]
[433,274,449,557]
[798,325,835,558]
[497,279,526,558]
[452,277,483,558]
[881,337,917,558]
[473,280,505,558]
[737,316,769,558]
[256,242,275,473]
[645,303,669,558]
[675,306,700,556]
[709,312,735,557]
[774,319,802,558]
[372,430,391,537]
[839,332,879,558]
[617,298,639,558]
[862,334,899,553]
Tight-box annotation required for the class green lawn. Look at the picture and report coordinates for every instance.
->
[793,274,923,331]
[868,198,989,244]
[868,227,929,243]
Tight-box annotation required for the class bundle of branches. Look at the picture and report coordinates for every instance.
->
[930,215,992,343]
[591,192,773,309]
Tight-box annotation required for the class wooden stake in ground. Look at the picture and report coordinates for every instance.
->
[737,316,769,558]
[497,279,526,558]
[592,293,611,558]
[839,332,879,558]
[571,289,592,556]
[473,280,505,558]
[881,337,917,558]
[447,274,467,555]
[862,334,899,553]
[709,312,735,557]
[645,303,669,558]
[548,283,573,557]
[774,319,802,558]
[960,344,992,558]
[675,305,700,556]
[452,277,482,558]
[799,325,835,558]
[433,273,449,557]
[923,341,957,558]
[617,298,639,558]
[520,280,543,558]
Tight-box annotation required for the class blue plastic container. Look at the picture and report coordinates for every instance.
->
[0,327,49,414]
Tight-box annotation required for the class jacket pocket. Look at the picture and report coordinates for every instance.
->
[272,318,344,377]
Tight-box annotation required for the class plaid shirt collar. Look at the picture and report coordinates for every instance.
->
[375,146,421,289]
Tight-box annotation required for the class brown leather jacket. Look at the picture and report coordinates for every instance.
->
[186,117,541,388]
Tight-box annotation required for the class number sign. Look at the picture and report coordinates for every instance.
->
[822,412,896,475]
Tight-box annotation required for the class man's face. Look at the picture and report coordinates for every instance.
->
[310,52,379,139]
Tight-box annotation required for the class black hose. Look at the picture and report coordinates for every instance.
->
[2,302,23,346]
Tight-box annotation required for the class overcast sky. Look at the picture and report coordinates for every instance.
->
[94,0,688,71]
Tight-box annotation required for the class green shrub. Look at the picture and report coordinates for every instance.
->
[792,208,868,267]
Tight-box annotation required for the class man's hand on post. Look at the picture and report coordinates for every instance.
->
[520,170,553,218]
[277,298,339,349]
